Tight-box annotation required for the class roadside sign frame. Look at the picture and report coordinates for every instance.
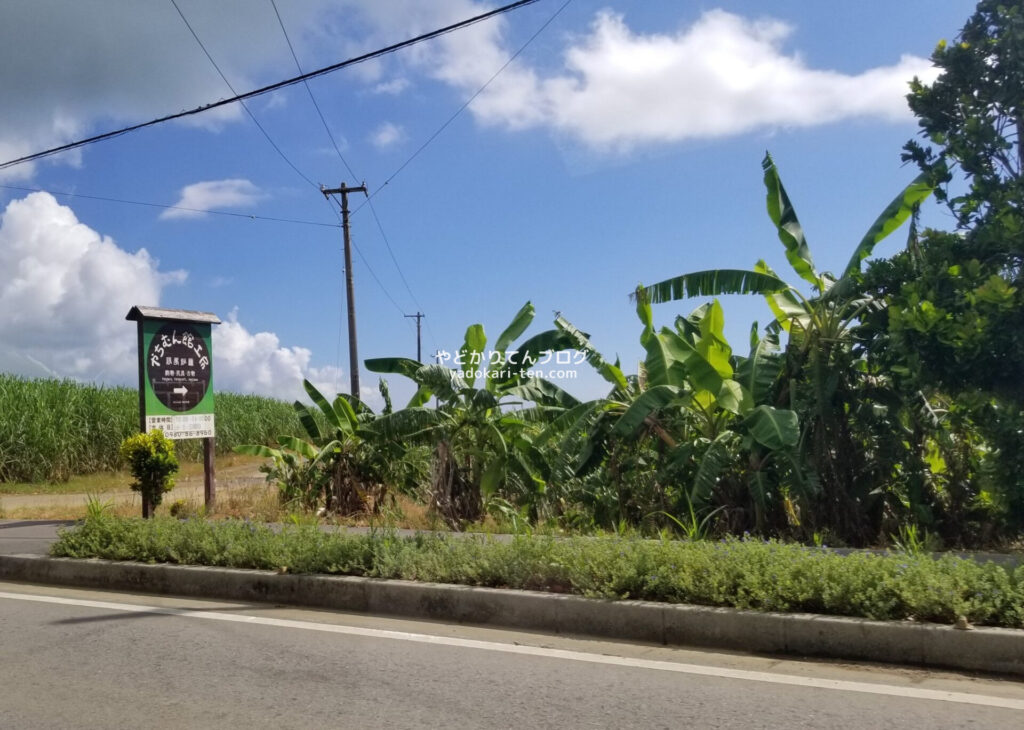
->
[126,306,221,517]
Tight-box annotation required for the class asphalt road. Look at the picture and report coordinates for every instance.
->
[1,582,1022,729]
[0,520,72,555]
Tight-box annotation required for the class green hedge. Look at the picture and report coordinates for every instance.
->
[51,516,1024,628]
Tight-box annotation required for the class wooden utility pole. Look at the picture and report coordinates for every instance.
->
[321,182,367,397]
[404,311,424,362]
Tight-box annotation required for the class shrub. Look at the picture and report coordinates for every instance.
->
[119,430,179,513]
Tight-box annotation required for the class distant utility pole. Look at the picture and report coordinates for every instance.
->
[321,182,367,397]
[405,311,424,362]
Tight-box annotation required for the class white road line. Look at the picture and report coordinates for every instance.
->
[2,589,1022,711]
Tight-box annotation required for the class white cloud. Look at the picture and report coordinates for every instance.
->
[161,179,265,220]
[340,5,937,150]
[515,10,937,148]
[372,78,410,95]
[0,192,184,380]
[0,193,342,401]
[370,122,406,149]
[213,309,343,401]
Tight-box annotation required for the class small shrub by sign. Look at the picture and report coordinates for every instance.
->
[120,430,179,516]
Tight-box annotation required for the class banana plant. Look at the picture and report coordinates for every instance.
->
[234,435,340,510]
[365,301,579,527]
[633,152,934,542]
[548,296,800,531]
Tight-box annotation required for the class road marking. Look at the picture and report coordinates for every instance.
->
[2,589,1022,711]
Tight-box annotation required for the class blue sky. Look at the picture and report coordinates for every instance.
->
[0,0,978,407]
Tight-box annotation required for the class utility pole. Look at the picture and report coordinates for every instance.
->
[404,311,424,362]
[321,182,367,397]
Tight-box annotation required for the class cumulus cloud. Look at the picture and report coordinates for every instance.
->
[338,4,937,149]
[0,194,341,400]
[369,122,406,149]
[213,310,343,401]
[161,179,265,220]
[0,192,184,380]
[434,9,937,148]
[0,2,936,175]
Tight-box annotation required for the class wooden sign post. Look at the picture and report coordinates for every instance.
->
[126,306,221,517]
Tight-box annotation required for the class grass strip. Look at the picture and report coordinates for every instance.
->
[51,515,1024,628]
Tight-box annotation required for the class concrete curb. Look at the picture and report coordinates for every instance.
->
[2,553,1023,677]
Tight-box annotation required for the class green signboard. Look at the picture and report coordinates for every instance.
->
[127,307,219,440]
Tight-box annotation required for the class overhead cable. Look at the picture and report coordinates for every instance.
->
[0,0,541,172]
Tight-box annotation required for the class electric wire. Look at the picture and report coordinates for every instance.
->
[269,0,430,350]
[269,0,357,182]
[0,183,340,228]
[317,194,409,320]
[169,0,318,189]
[353,0,573,216]
[0,0,541,173]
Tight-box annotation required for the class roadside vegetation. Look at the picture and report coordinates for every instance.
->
[217,1,1024,551]
[7,2,1024,556]
[52,514,1024,628]
[0,374,306,483]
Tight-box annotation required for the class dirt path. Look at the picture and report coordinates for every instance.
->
[0,462,267,511]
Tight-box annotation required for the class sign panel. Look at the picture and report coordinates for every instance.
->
[142,320,215,439]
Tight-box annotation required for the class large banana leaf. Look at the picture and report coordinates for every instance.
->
[555,315,631,394]
[331,395,359,435]
[841,173,933,281]
[762,152,821,291]
[735,330,782,406]
[366,407,452,441]
[365,357,423,379]
[696,299,733,379]
[277,435,319,460]
[743,405,799,449]
[493,328,575,384]
[493,301,534,355]
[661,327,725,395]
[501,377,580,409]
[406,385,432,409]
[716,379,745,415]
[303,379,342,431]
[638,269,789,305]
[413,364,466,404]
[611,384,680,437]
[532,400,605,449]
[233,443,280,459]
[643,329,689,388]
[690,431,737,505]
[754,260,809,332]
[486,301,536,391]
[634,285,655,346]
[480,456,506,496]
[292,401,321,442]
[459,324,487,388]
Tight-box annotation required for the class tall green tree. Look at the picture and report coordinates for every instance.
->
[865,0,1024,534]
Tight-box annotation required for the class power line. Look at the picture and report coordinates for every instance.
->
[269,0,433,351]
[364,196,439,350]
[0,183,340,228]
[269,0,357,181]
[169,0,318,189]
[318,194,408,318]
[0,0,541,173]
[354,0,573,215]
